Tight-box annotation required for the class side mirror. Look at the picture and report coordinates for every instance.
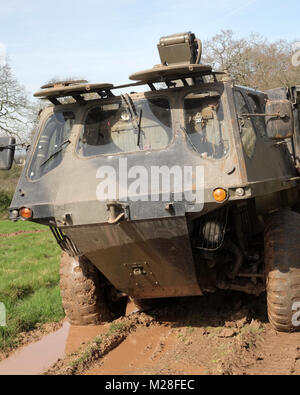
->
[0,137,16,170]
[265,100,294,140]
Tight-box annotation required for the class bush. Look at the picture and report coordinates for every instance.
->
[0,192,13,219]
[0,164,21,218]
[0,165,22,193]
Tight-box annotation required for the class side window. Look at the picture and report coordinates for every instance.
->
[234,91,257,159]
[184,91,229,159]
[247,94,267,138]
[28,111,75,180]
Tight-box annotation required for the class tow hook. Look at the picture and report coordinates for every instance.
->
[107,201,130,224]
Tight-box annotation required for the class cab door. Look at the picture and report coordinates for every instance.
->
[233,88,296,182]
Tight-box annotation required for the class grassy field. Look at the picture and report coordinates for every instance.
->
[0,220,64,351]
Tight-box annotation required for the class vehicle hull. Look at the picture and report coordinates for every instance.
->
[63,216,203,299]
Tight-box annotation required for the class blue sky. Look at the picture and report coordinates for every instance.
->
[0,0,299,95]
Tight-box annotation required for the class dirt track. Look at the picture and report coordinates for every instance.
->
[2,291,300,375]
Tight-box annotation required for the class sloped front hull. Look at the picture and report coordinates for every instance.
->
[63,217,202,299]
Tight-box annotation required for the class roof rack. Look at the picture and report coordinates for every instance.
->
[34,68,224,105]
[34,81,115,105]
[40,80,89,89]
[34,32,226,105]
[129,63,212,82]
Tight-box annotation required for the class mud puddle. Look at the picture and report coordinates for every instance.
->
[0,322,108,375]
[86,323,207,376]
[0,322,70,375]
[86,325,177,375]
[65,324,109,355]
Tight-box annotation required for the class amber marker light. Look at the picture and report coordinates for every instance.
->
[20,207,33,219]
[213,188,227,203]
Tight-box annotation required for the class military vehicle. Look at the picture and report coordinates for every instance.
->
[1,32,300,332]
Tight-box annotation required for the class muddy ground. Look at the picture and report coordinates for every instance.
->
[0,321,64,362]
[2,291,300,375]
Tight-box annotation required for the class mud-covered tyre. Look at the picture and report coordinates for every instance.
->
[60,252,112,325]
[265,210,300,332]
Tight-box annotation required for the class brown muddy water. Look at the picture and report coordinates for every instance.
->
[0,322,108,375]
[86,325,178,375]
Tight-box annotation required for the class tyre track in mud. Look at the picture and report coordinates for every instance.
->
[2,292,300,375]
[85,324,183,375]
[242,327,300,375]
[69,294,300,376]
[40,292,275,375]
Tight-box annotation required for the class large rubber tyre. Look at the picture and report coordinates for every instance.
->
[60,252,112,325]
[265,210,300,332]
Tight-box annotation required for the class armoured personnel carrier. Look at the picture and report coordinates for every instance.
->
[1,32,300,332]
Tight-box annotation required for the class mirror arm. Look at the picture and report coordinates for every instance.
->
[238,112,287,119]
[0,143,30,150]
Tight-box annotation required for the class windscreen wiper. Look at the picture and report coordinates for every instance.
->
[137,109,143,147]
[180,126,199,153]
[121,94,143,147]
[40,139,70,167]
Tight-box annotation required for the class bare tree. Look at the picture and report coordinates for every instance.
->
[203,30,300,90]
[0,61,38,144]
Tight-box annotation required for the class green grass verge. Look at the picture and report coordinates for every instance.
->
[0,220,45,234]
[0,220,64,351]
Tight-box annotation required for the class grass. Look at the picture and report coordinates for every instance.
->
[69,336,103,370]
[108,321,129,335]
[0,220,45,234]
[0,220,64,351]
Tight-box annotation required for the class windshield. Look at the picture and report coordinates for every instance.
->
[184,91,228,159]
[28,111,75,180]
[77,97,172,157]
